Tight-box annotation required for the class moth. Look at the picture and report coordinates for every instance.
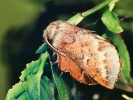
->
[43,20,121,89]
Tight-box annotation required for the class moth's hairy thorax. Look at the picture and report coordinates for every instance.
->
[43,20,121,89]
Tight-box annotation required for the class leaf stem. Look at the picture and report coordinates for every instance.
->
[67,0,112,25]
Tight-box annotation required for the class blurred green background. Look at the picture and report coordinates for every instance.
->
[0,0,133,99]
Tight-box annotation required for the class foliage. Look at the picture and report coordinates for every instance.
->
[51,63,69,100]
[101,9,123,33]
[7,52,55,100]
[6,0,133,99]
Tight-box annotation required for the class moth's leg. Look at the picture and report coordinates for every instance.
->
[83,19,99,29]
[78,70,86,83]
[52,60,58,65]
[52,52,57,57]
[49,52,58,65]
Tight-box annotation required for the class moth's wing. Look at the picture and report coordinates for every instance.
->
[60,30,121,89]
[58,54,97,85]
[84,35,121,89]
[48,21,121,89]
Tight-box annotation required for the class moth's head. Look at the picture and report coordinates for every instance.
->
[43,20,64,43]
[43,20,67,55]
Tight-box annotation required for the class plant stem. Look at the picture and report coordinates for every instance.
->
[82,0,112,17]
[67,0,112,25]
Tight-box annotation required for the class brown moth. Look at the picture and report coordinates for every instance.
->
[43,20,121,89]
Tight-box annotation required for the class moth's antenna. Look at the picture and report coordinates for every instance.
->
[43,32,66,57]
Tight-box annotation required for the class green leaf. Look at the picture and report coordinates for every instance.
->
[22,75,41,100]
[6,82,26,99]
[102,32,133,92]
[101,9,123,33]
[51,65,69,100]
[17,92,28,100]
[20,52,49,81]
[15,92,29,100]
[6,52,55,99]
[7,75,54,100]
[19,59,41,81]
[36,43,47,54]
[40,76,55,100]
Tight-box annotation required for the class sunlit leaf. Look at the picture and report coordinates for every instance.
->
[101,9,123,33]
[108,0,119,11]
[7,75,54,100]
[19,59,41,81]
[102,32,133,92]
[6,52,55,99]
[122,94,133,100]
[6,82,26,99]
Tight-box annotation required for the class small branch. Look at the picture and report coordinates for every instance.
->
[67,0,112,25]
[81,0,112,17]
